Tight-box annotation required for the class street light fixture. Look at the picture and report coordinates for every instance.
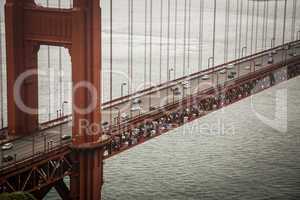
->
[241,46,247,57]
[121,83,127,98]
[168,68,174,81]
[61,101,68,117]
[167,68,174,104]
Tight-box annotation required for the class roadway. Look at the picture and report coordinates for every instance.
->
[1,42,300,169]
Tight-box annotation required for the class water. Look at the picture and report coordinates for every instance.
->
[100,76,300,200]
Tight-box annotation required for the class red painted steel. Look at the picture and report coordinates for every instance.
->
[4,0,108,199]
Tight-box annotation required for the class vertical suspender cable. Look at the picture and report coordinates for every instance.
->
[128,0,131,91]
[174,0,178,78]
[130,0,133,95]
[199,0,204,69]
[166,0,171,103]
[264,0,269,48]
[212,0,216,67]
[234,0,239,59]
[47,0,51,121]
[282,0,287,45]
[245,0,250,56]
[198,0,204,89]
[273,0,278,47]
[238,0,243,58]
[261,0,266,51]
[282,0,288,67]
[250,0,255,55]
[167,0,170,79]
[110,0,113,128]
[159,0,163,84]
[144,0,148,89]
[183,0,187,74]
[149,0,153,108]
[291,0,297,41]
[187,0,192,75]
[0,9,3,128]
[224,0,230,63]
[255,0,259,53]
[58,0,63,118]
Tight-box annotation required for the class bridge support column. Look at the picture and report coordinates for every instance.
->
[5,0,39,136]
[70,0,110,200]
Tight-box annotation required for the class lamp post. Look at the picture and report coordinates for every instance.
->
[121,83,127,98]
[61,101,68,117]
[208,57,214,84]
[167,68,174,104]
[114,106,121,133]
[239,46,247,78]
[271,38,275,48]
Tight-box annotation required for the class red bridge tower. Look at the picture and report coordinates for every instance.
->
[5,0,108,199]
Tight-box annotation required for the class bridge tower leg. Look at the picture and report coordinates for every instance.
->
[5,0,39,135]
[5,0,109,199]
[70,0,109,200]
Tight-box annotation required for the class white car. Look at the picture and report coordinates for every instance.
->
[132,98,142,105]
[1,143,13,151]
[130,106,141,112]
[121,113,129,121]
[267,56,273,64]
[244,65,251,70]
[61,135,71,140]
[181,81,191,89]
[255,62,262,67]
[289,52,297,57]
[219,69,227,74]
[201,75,210,80]
[226,64,234,70]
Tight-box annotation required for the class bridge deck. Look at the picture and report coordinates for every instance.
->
[1,42,300,170]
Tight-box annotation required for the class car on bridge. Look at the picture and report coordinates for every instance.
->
[220,69,227,74]
[226,64,235,70]
[201,74,210,80]
[1,143,13,151]
[2,155,13,162]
